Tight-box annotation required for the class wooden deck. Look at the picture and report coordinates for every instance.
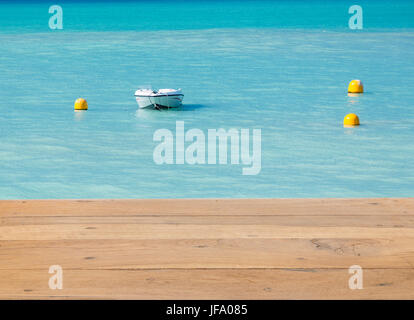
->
[0,198,413,299]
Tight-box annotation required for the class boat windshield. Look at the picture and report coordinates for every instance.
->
[138,85,157,93]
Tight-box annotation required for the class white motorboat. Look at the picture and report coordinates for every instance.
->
[134,88,184,109]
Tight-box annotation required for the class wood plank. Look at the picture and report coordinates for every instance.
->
[1,239,413,269]
[1,224,414,240]
[1,214,413,227]
[1,198,413,216]
[1,268,413,300]
[0,198,413,299]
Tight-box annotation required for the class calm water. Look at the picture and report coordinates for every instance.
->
[0,0,413,199]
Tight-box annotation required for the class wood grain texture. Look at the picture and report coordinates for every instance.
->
[1,198,412,216]
[0,198,413,299]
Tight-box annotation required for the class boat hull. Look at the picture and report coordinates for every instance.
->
[135,94,184,109]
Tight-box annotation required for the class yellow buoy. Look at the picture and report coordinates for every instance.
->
[344,113,360,127]
[74,98,88,110]
[348,80,363,93]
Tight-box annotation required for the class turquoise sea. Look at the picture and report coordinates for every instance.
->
[0,0,413,199]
